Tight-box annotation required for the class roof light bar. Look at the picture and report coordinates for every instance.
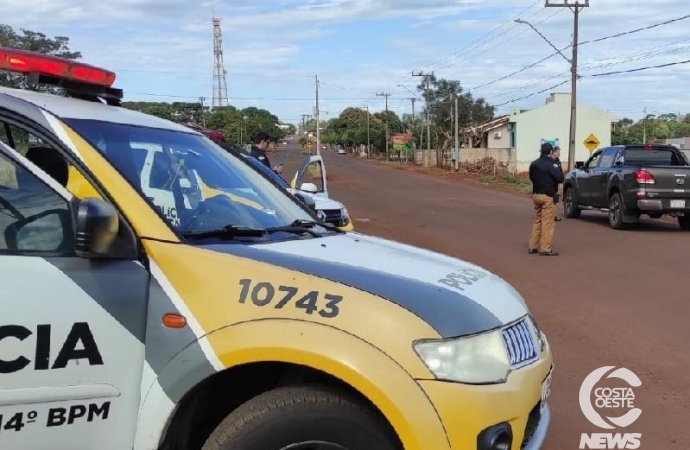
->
[0,47,116,87]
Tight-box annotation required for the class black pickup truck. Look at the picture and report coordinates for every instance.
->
[562,144,690,230]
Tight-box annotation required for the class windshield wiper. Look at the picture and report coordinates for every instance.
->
[183,219,340,241]
[289,219,344,233]
[182,225,267,240]
[264,221,321,237]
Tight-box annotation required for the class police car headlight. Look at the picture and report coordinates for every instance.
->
[341,207,350,225]
[413,330,511,384]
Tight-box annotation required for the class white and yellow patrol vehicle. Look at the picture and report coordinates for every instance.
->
[0,47,553,450]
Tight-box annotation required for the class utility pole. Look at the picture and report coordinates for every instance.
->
[544,0,589,172]
[454,95,459,171]
[300,114,309,136]
[407,98,416,163]
[363,105,371,158]
[377,92,391,161]
[199,97,206,128]
[643,106,647,144]
[315,74,321,156]
[413,71,433,167]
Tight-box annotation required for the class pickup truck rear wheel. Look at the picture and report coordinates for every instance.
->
[678,215,690,230]
[608,192,627,229]
[563,186,581,218]
[201,385,401,450]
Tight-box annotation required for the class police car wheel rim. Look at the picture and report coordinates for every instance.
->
[279,442,349,450]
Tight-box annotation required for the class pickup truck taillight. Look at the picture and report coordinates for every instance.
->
[634,169,655,184]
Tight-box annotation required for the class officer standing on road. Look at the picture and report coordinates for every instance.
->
[528,142,564,256]
[250,131,284,175]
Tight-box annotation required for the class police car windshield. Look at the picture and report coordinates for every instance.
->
[243,155,290,189]
[64,119,325,241]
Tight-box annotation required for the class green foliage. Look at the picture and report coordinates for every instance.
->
[416,74,494,150]
[121,102,289,145]
[612,113,690,145]
[0,24,82,89]
[321,107,387,151]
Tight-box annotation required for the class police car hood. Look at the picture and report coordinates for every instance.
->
[209,232,529,338]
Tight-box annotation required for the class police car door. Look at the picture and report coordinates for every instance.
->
[291,155,329,198]
[0,142,147,450]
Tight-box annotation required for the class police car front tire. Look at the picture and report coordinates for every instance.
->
[201,385,401,450]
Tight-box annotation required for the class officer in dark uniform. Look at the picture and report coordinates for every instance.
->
[249,131,283,175]
[528,142,564,256]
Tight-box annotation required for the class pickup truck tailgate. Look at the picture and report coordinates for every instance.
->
[639,166,690,208]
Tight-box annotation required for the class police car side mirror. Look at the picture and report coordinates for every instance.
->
[293,192,317,212]
[75,198,119,259]
[299,182,318,194]
[575,161,585,170]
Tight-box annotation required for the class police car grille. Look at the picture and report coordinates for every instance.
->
[501,319,538,368]
[322,209,345,227]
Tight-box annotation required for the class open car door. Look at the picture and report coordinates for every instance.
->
[290,154,328,198]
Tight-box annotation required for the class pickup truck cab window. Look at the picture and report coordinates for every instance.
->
[598,147,619,168]
[585,151,602,170]
[623,146,687,166]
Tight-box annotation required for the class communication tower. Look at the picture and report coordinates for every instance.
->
[212,16,229,108]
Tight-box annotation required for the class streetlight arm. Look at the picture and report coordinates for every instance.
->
[514,19,571,64]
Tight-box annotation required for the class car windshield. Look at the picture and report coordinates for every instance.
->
[64,119,331,242]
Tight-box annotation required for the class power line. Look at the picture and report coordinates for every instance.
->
[489,57,690,108]
[587,58,690,77]
[481,37,690,101]
[383,0,545,94]
[468,12,690,96]
[434,8,563,72]
[126,92,426,104]
[419,0,545,71]
[493,79,570,107]
[580,13,690,46]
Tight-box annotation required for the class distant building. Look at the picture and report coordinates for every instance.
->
[662,136,690,149]
[463,93,618,172]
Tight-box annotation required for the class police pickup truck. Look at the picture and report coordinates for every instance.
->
[563,144,690,230]
[0,47,552,450]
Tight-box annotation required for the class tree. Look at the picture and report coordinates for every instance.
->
[611,114,690,145]
[0,24,82,89]
[416,74,494,160]
[323,107,389,152]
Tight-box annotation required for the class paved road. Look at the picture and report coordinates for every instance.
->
[272,144,688,450]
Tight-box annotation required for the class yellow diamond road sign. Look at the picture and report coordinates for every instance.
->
[583,134,600,152]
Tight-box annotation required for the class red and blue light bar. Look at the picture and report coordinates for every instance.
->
[0,47,116,87]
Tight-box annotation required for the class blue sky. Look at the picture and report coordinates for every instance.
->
[2,0,689,126]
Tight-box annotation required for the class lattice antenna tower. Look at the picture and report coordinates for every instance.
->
[212,15,229,108]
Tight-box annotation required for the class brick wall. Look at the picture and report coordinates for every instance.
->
[413,147,516,172]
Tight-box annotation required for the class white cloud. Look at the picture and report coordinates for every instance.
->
[0,0,688,124]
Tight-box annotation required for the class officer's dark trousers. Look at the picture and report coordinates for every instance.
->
[529,194,556,252]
